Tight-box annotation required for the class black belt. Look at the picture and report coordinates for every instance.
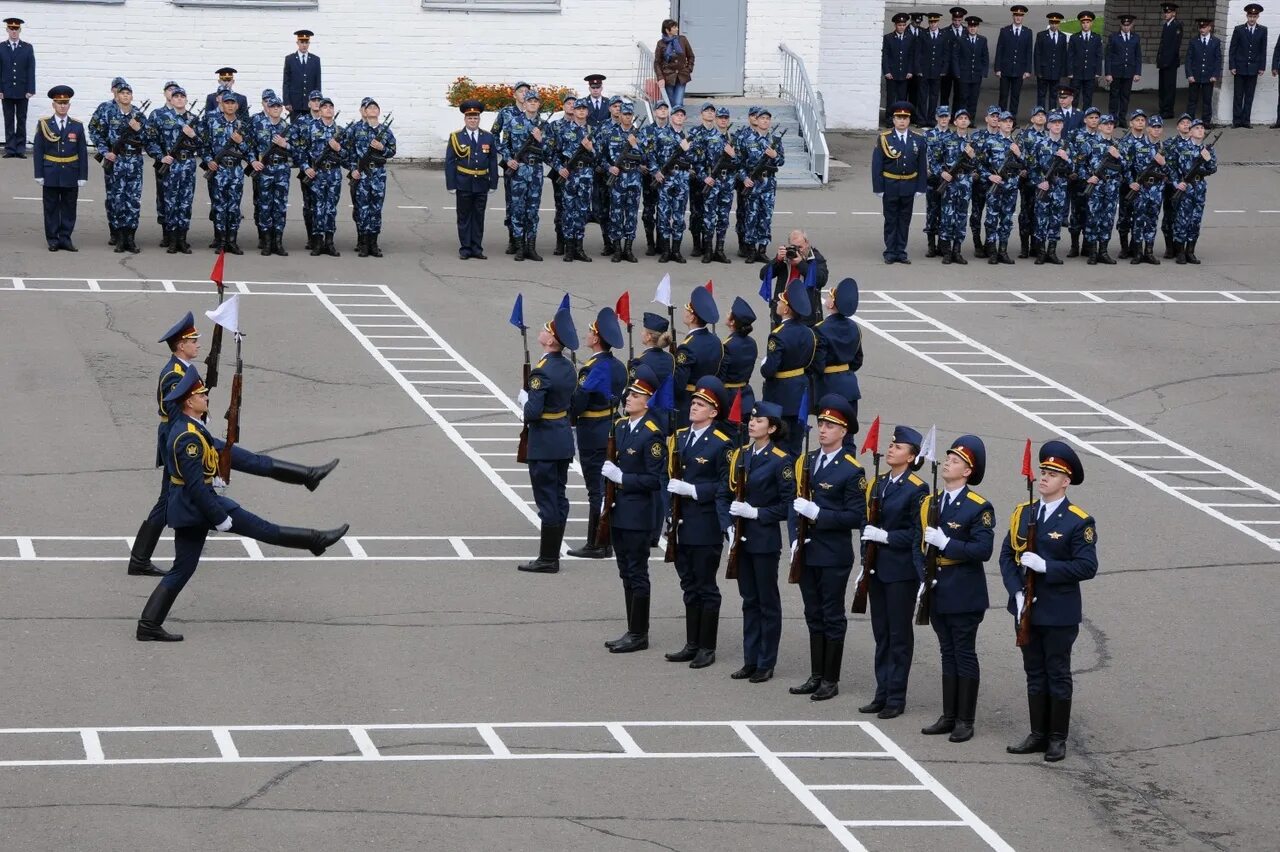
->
[217,157,243,167]
[317,162,339,171]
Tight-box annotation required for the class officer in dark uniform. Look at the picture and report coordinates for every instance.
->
[1157,4,1184,118]
[600,364,668,654]
[566,308,628,560]
[883,13,919,119]
[1228,3,1267,128]
[1058,85,1084,132]
[994,5,1034,118]
[673,285,724,429]
[445,99,499,259]
[941,7,970,110]
[2,17,36,157]
[582,74,610,127]
[1107,15,1143,127]
[718,296,758,418]
[204,68,249,118]
[858,425,929,719]
[32,85,87,251]
[1001,440,1098,763]
[811,277,863,441]
[1184,18,1223,125]
[915,435,994,743]
[918,13,950,124]
[952,15,990,118]
[517,303,578,575]
[136,370,349,643]
[282,29,321,116]
[664,376,733,669]
[761,279,816,458]
[1035,12,1071,109]
[1069,11,1104,109]
[872,101,928,264]
[789,395,867,702]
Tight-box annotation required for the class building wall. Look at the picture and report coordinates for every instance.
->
[816,1,888,129]
[1220,0,1278,124]
[744,0,820,96]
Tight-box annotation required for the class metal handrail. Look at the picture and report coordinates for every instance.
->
[778,43,829,184]
[633,40,657,124]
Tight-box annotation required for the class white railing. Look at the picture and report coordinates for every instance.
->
[778,43,830,184]
[633,40,657,124]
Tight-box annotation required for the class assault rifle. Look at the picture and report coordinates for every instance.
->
[1036,140,1071,201]
[551,131,593,184]
[216,332,243,483]
[914,463,942,625]
[349,114,395,186]
[1081,146,1122,198]
[1123,148,1172,204]
[202,116,250,180]
[96,100,151,174]
[596,414,619,548]
[156,107,205,178]
[652,130,692,180]
[606,117,650,188]
[504,111,551,172]
[748,127,788,187]
[664,428,683,563]
[709,124,737,179]
[1170,131,1223,206]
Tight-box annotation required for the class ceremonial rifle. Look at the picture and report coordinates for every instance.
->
[652,129,692,180]
[504,110,551,173]
[724,391,745,580]
[596,407,619,548]
[156,107,205,179]
[851,416,882,614]
[1036,140,1071,201]
[1123,145,1170,204]
[748,128,788,189]
[511,294,531,464]
[216,330,243,483]
[204,253,226,389]
[1016,439,1037,647]
[202,115,250,180]
[97,100,152,174]
[348,114,395,187]
[914,457,942,625]
[1081,146,1122,198]
[1170,131,1223,206]
[606,117,650,189]
[787,381,814,584]
[299,113,349,187]
[664,426,684,564]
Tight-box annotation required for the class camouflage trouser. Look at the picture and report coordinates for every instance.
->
[160,159,197,231]
[1130,183,1162,244]
[153,160,165,225]
[1033,182,1067,243]
[702,177,734,240]
[254,164,291,233]
[1116,194,1134,235]
[1171,182,1206,242]
[983,180,1019,243]
[551,176,565,237]
[939,177,972,243]
[734,182,747,244]
[560,169,592,240]
[209,164,245,235]
[1084,180,1120,242]
[656,170,690,239]
[509,164,544,238]
[742,177,776,245]
[105,154,144,230]
[969,180,990,236]
[608,171,642,241]
[351,167,388,233]
[298,171,315,237]
[309,167,342,234]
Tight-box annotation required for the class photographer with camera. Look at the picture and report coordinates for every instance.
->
[758,228,828,326]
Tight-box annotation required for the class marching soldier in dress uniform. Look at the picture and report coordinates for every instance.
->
[858,425,929,719]
[789,395,867,701]
[761,279,815,458]
[811,278,862,438]
[915,435,994,743]
[32,85,87,252]
[89,79,148,254]
[282,30,321,117]
[673,285,723,429]
[718,296,758,418]
[517,303,578,575]
[249,93,293,256]
[1068,12,1104,110]
[1001,440,1098,762]
[566,308,628,560]
[664,376,733,669]
[344,96,396,258]
[447,99,499,260]
[136,370,348,643]
[873,101,928,264]
[600,364,668,654]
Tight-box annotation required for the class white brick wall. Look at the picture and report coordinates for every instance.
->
[5,0,668,157]
[816,2,885,129]
[744,0,820,96]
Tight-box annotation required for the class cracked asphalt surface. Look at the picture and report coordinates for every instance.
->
[0,131,1277,851]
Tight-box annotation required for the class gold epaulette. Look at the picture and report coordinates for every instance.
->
[1069,504,1089,519]
[713,429,729,442]
[644,420,659,432]
[967,490,987,505]
[771,446,787,458]
[908,473,925,487]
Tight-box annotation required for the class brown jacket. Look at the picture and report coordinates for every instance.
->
[654,35,696,85]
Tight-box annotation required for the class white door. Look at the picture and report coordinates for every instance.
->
[673,0,747,96]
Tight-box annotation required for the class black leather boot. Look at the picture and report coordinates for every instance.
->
[114,229,129,253]
[689,607,718,668]
[1045,698,1071,761]
[701,240,714,263]
[566,509,611,559]
[224,232,244,255]
[690,229,704,257]
[1007,692,1050,754]
[268,458,339,491]
[1086,240,1099,265]
[997,241,1014,264]
[812,638,844,701]
[1174,241,1187,264]
[621,239,638,263]
[658,236,671,263]
[951,241,968,264]
[136,583,184,642]
[563,236,575,262]
[177,229,192,254]
[972,229,988,257]
[790,634,825,694]
[272,523,350,556]
[986,241,999,265]
[1067,228,1081,257]
[926,234,939,257]
[1046,240,1063,264]
[1162,233,1175,258]
[553,234,565,256]
[1018,233,1031,258]
[644,225,658,256]
[572,239,592,262]
[670,238,686,264]
[263,230,276,256]
[109,227,119,247]
[506,228,519,255]
[517,524,562,573]
[310,233,327,256]
[712,238,730,264]
[357,232,370,257]
[127,520,168,576]
[601,224,615,256]
[605,587,633,649]
[1096,239,1116,264]
[1185,239,1200,264]
[167,230,182,254]
[736,236,748,258]
[273,231,288,257]
[949,677,980,743]
[160,227,172,249]
[1117,230,1131,259]
[940,239,953,264]
[1035,245,1048,265]
[664,605,700,662]
[257,228,268,251]
[1142,241,1159,265]
[610,241,624,263]
[921,675,958,734]
[368,234,383,258]
[1129,242,1144,264]
[610,596,649,653]
[324,233,340,257]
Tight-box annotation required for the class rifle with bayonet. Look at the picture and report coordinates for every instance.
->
[216,331,243,483]
[96,100,152,174]
[156,107,205,178]
[204,280,226,390]
[1170,131,1222,206]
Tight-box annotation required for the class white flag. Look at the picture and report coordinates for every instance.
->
[653,273,672,308]
[920,424,938,463]
[206,293,241,335]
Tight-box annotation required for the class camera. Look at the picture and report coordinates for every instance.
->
[785,244,799,259]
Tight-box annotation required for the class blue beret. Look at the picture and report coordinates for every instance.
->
[308,89,323,100]
[947,434,987,485]
[642,311,668,333]
[816,395,857,431]
[689,285,718,324]
[591,307,624,351]
[692,376,727,412]
[159,311,199,344]
[1149,115,1163,127]
[833,277,859,315]
[1040,439,1084,484]
[361,97,379,109]
[628,363,659,396]
[261,88,277,100]
[715,106,730,118]
[751,401,784,420]
[780,278,811,318]
[892,425,923,450]
[730,295,755,324]
[935,105,951,117]
[265,96,283,108]
[1084,106,1101,117]
[550,303,577,351]
[620,102,635,115]
[162,369,208,406]
[1047,111,1065,122]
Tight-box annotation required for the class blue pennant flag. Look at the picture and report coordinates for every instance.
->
[649,374,675,411]
[804,258,817,291]
[758,265,774,303]
[797,385,811,431]
[580,359,612,396]
[509,293,526,330]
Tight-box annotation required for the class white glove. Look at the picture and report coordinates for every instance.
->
[874,191,884,198]
[724,526,735,542]
[861,525,889,544]
[34,177,44,185]
[77,179,87,187]
[517,389,529,406]
[601,460,623,484]
[915,581,927,605]
[1015,591,1026,617]
[793,497,819,520]
[790,539,798,557]
[759,355,768,367]
[667,479,696,498]
[923,526,950,550]
[1020,551,1047,574]
[729,500,758,520]
[215,516,233,533]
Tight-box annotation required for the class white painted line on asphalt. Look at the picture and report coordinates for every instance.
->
[448,537,473,558]
[808,784,927,791]
[240,539,264,559]
[1213,209,1245,213]
[476,724,511,757]
[15,537,35,559]
[344,537,368,559]
[80,730,104,763]
[349,727,381,759]
[606,723,645,756]
[212,728,240,760]
[396,205,431,209]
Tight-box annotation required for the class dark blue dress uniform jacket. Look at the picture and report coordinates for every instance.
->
[918,29,952,78]
[995,24,1034,76]
[999,498,1099,626]
[33,116,88,186]
[1035,30,1071,79]
[570,350,627,451]
[670,425,733,546]
[789,449,867,567]
[444,128,499,192]
[608,414,667,532]
[629,347,674,390]
[811,314,862,403]
[522,351,576,461]
[1,39,35,98]
[912,487,994,614]
[155,356,193,467]
[204,90,249,120]
[882,31,920,78]
[1158,18,1184,69]
[718,331,757,417]
[1185,36,1223,80]
[760,319,817,418]
[728,442,796,554]
[673,327,724,410]
[1106,32,1142,78]
[1068,32,1104,78]
[871,130,928,196]
[864,471,930,584]
[952,35,991,83]
[1229,24,1268,75]
[282,52,322,114]
[165,414,237,529]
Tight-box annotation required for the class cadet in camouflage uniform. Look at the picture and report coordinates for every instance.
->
[1114,108,1145,260]
[652,103,694,263]
[737,106,785,263]
[1066,106,1102,257]
[1170,118,1215,265]
[90,77,129,246]
[294,96,346,257]
[344,96,396,258]
[697,106,737,265]
[499,90,548,262]
[248,89,276,249]
[152,82,181,246]
[201,91,252,254]
[492,81,531,256]
[687,102,717,257]
[89,79,148,254]
[1160,114,1189,258]
[640,101,668,255]
[294,90,322,250]
[145,85,201,255]
[1015,107,1047,259]
[1029,111,1071,264]
[977,111,1021,264]
[1083,114,1123,265]
[598,101,647,263]
[968,106,1000,257]
[546,94,576,257]
[550,99,595,263]
[923,106,954,258]
[1118,109,1164,265]
[937,108,975,264]
[733,110,758,257]
[591,96,624,255]
[248,94,292,256]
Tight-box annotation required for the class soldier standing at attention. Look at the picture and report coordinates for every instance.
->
[1184,18,1222,126]
[1002,441,1098,763]
[295,90,322,250]
[150,82,181,246]
[146,85,201,255]
[599,101,646,263]
[941,7,969,111]
[1156,4,1184,119]
[493,80,531,255]
[1066,106,1101,257]
[1029,111,1070,264]
[883,13,918,122]
[697,106,737,265]
[918,13,949,123]
[1171,118,1216,264]
[718,297,758,416]
[1034,13,1070,111]
[1015,106,1047,259]
[686,102,717,257]
[968,106,1000,257]
[296,96,345,257]
[282,29,321,118]
[936,107,974,264]
[994,4,1033,119]
[1068,11,1104,110]
[249,93,293,257]
[89,79,147,254]
[1118,109,1164,265]
[738,106,785,263]
[249,89,277,251]
[447,99,499,260]
[203,91,252,255]
[952,15,989,119]
[639,100,667,256]
[978,110,1022,264]
[500,90,548,262]
[872,101,927,264]
[2,17,36,158]
[33,85,87,251]
[652,103,693,263]
[90,79,125,245]
[1228,4,1267,128]
[546,94,576,257]
[550,98,593,263]
[345,96,396,258]
[924,106,954,257]
[760,280,816,458]
[1106,14,1142,127]
[1084,113,1123,264]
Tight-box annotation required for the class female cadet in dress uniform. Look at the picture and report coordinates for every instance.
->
[811,277,863,440]
[727,401,796,683]
[718,296,758,418]
[789,395,867,701]
[1001,440,1098,762]
[760,279,816,458]
[630,312,675,540]
[914,434,995,743]
[858,425,930,718]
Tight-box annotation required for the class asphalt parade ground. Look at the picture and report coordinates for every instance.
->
[0,133,1277,851]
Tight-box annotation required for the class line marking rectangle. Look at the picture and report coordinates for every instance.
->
[212,728,240,760]
[80,730,105,763]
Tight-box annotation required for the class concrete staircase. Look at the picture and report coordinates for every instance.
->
[700,97,823,188]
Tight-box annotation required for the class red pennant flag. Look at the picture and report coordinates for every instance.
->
[859,416,881,455]
[615,291,631,326]
[727,389,743,424]
[705,279,714,295]
[1021,438,1033,481]
[209,249,226,290]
